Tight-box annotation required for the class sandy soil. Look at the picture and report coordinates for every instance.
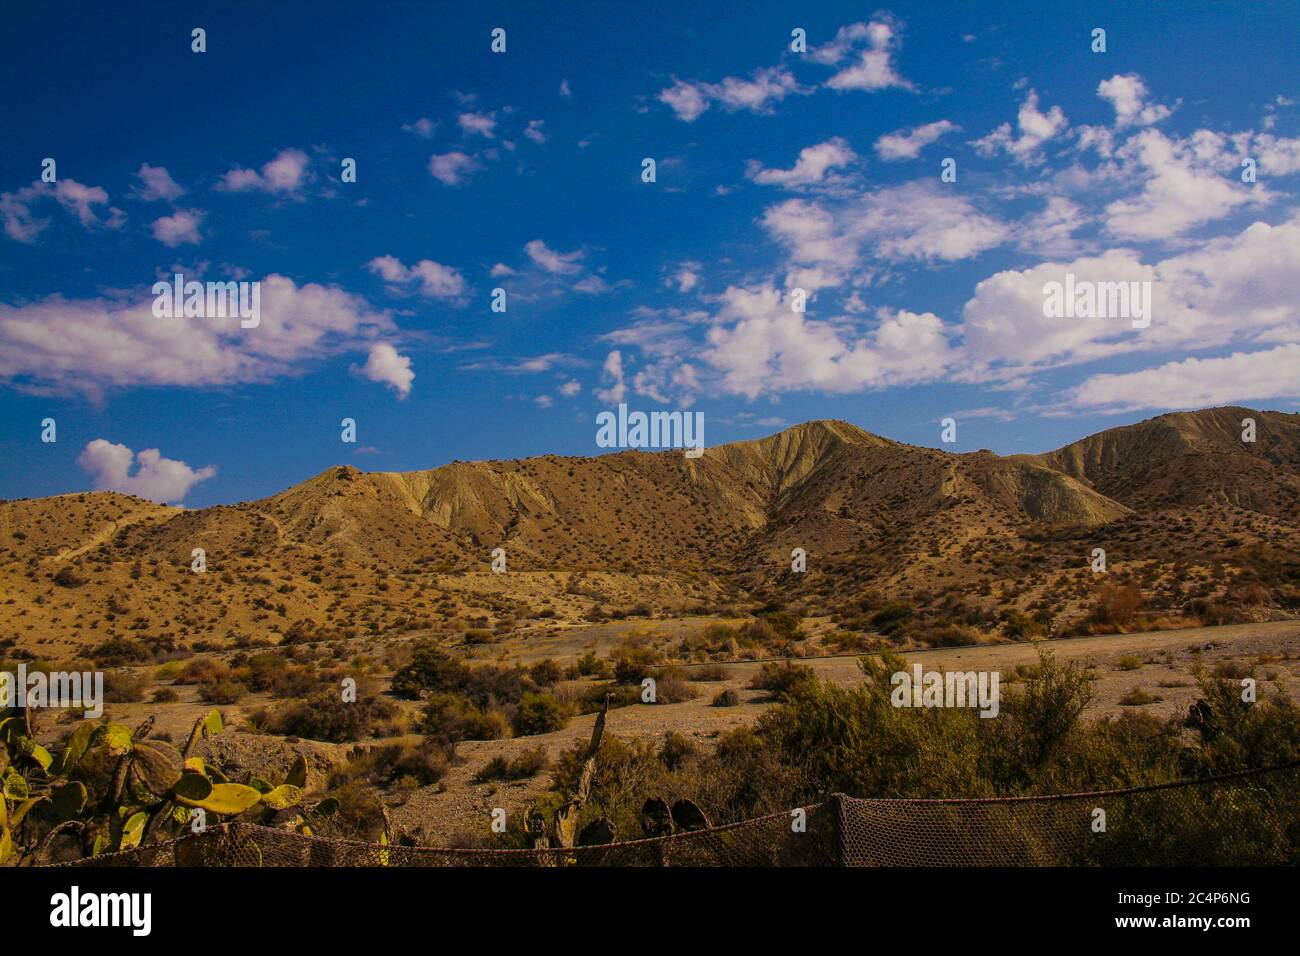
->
[32,619,1299,844]
[389,619,1300,842]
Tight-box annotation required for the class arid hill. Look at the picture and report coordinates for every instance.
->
[1037,407,1300,516]
[1,406,1297,661]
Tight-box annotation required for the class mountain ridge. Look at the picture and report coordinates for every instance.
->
[2,406,1297,660]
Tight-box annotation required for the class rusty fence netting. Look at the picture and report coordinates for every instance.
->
[48,763,1299,867]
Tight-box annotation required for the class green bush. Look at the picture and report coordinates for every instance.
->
[391,644,468,699]
[271,689,401,743]
[869,603,913,635]
[103,669,149,703]
[199,678,247,705]
[512,693,572,736]
[420,692,510,745]
[475,746,548,782]
[529,658,563,686]
[747,660,814,699]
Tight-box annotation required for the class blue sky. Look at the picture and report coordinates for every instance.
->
[1,1,1298,507]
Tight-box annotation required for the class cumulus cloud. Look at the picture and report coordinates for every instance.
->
[594,350,627,403]
[666,262,701,293]
[972,90,1068,164]
[427,151,481,186]
[763,181,1007,287]
[458,112,497,138]
[367,255,465,299]
[1,179,124,243]
[1098,74,1173,128]
[0,274,394,399]
[524,120,547,144]
[702,286,957,398]
[1016,196,1090,257]
[359,342,414,398]
[962,211,1300,377]
[746,138,856,187]
[490,240,613,300]
[1104,129,1263,239]
[812,20,913,92]
[151,209,204,247]
[217,148,310,194]
[402,118,438,139]
[1065,345,1300,413]
[875,120,959,160]
[962,250,1157,374]
[132,164,184,202]
[524,239,584,275]
[1244,131,1300,175]
[659,66,802,122]
[77,439,215,504]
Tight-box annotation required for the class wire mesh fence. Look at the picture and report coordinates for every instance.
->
[51,763,1299,867]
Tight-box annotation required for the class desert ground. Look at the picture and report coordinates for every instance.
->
[49,617,1299,844]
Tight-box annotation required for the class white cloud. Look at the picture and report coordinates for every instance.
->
[573,275,610,294]
[427,151,481,186]
[1104,129,1261,240]
[0,274,394,398]
[1098,74,1172,128]
[559,79,572,99]
[813,20,913,92]
[1,179,124,243]
[962,250,1157,373]
[217,148,310,194]
[659,81,710,122]
[746,138,856,187]
[1065,345,1300,413]
[360,342,414,398]
[761,199,859,287]
[524,239,584,275]
[1245,132,1300,175]
[524,120,547,144]
[559,379,582,397]
[594,350,627,404]
[458,112,497,138]
[702,285,957,398]
[402,118,438,139]
[599,308,706,359]
[763,181,1007,286]
[659,67,801,122]
[77,439,215,504]
[962,211,1300,376]
[367,255,465,299]
[1016,196,1090,257]
[630,360,700,405]
[972,90,1068,164]
[666,262,701,293]
[133,164,184,202]
[875,120,958,160]
[151,209,204,247]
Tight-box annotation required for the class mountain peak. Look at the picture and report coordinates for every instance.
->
[769,419,885,445]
